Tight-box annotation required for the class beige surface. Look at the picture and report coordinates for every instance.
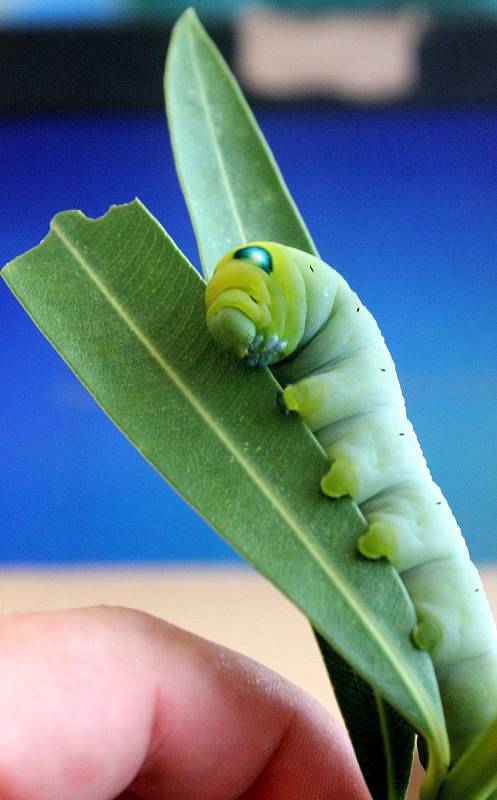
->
[236,7,430,102]
[0,564,337,712]
[1,564,496,797]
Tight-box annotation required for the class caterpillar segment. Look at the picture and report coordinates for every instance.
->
[205,242,497,764]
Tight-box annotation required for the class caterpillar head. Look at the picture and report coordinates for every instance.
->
[205,242,335,367]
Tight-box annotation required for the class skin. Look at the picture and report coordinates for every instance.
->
[0,606,370,800]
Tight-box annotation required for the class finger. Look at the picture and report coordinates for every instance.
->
[0,607,370,800]
[129,614,370,800]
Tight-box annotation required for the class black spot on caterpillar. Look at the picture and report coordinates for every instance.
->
[205,241,497,763]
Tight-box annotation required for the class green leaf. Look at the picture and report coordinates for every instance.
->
[165,9,447,797]
[439,714,497,800]
[2,200,447,797]
[316,634,415,800]
[165,7,315,279]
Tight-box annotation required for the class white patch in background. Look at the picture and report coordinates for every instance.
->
[236,7,432,103]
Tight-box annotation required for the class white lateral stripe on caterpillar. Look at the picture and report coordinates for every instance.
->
[204,241,497,763]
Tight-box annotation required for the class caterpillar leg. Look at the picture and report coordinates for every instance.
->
[357,522,397,563]
[411,614,444,654]
[277,381,326,429]
[320,458,359,499]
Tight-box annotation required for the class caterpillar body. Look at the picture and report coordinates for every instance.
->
[205,241,497,763]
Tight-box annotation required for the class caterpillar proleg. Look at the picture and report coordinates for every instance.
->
[205,241,497,763]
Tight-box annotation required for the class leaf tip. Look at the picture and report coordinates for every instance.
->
[164,7,201,91]
[173,6,201,34]
[184,7,199,22]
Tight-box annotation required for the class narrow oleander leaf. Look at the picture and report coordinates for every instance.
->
[165,7,315,279]
[316,634,415,800]
[165,10,447,798]
[2,200,447,800]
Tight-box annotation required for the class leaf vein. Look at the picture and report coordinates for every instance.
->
[374,689,398,800]
[185,22,246,247]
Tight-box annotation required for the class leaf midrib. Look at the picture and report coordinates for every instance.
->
[186,20,245,247]
[50,216,440,746]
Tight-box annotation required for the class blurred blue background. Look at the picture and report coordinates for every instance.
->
[0,0,497,25]
[2,0,497,25]
[0,2,496,565]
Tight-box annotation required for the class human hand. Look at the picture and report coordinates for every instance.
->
[0,606,370,799]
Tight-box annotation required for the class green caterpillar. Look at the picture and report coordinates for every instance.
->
[205,241,497,764]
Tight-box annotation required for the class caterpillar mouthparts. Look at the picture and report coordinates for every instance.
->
[245,333,287,368]
[207,307,256,358]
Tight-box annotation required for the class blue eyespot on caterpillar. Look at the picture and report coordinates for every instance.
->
[233,244,273,273]
[205,241,497,765]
